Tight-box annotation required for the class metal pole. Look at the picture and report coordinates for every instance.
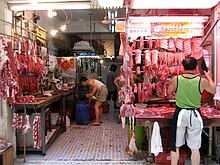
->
[89,13,92,46]
[200,19,219,47]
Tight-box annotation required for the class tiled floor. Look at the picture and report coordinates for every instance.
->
[14,104,220,165]
[15,106,146,165]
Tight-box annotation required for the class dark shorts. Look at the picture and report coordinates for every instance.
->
[107,89,118,101]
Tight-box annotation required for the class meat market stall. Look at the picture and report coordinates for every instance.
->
[117,4,219,163]
[0,15,77,162]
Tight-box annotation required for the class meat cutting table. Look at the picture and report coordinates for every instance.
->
[14,89,75,158]
[135,106,220,164]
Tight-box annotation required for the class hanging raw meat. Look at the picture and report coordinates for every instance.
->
[12,113,23,130]
[137,83,142,102]
[119,32,127,56]
[126,130,137,156]
[148,39,153,50]
[158,52,164,65]
[156,81,166,98]
[155,39,160,50]
[183,39,192,57]
[141,83,145,103]
[169,66,177,75]
[131,40,137,50]
[175,38,183,51]
[139,37,144,50]
[128,48,134,68]
[133,84,137,93]
[191,38,203,59]
[144,50,151,67]
[22,115,31,134]
[0,40,19,103]
[167,52,175,66]
[136,66,141,75]
[151,50,159,69]
[168,38,176,52]
[33,116,41,149]
[120,65,133,80]
[135,49,142,64]
[160,39,168,50]
[118,85,135,104]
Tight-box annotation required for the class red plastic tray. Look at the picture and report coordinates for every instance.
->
[154,153,187,164]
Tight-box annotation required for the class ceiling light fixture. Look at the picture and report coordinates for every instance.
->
[50,29,58,36]
[102,13,111,24]
[9,2,91,11]
[30,0,38,5]
[47,9,57,18]
[60,25,67,31]
[130,0,219,9]
[91,0,124,9]
[129,16,209,23]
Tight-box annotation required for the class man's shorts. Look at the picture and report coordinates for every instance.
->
[96,86,108,102]
[176,109,203,149]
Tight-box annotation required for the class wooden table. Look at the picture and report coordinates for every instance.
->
[14,89,75,155]
[0,143,14,165]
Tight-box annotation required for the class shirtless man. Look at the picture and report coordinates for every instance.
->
[168,57,216,165]
[80,76,108,126]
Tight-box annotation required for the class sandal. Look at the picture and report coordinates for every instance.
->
[91,122,100,126]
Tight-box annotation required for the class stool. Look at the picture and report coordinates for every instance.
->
[45,108,52,136]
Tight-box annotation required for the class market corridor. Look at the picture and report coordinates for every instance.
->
[14,106,146,165]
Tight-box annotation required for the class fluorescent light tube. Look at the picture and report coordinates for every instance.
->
[131,0,219,9]
[129,16,209,23]
[9,2,91,11]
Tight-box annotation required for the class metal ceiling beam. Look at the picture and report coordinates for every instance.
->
[6,0,90,4]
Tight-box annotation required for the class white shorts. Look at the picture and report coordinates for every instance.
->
[176,109,203,149]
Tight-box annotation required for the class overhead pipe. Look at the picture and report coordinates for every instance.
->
[200,18,219,47]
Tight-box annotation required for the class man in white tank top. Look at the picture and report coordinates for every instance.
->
[80,76,108,126]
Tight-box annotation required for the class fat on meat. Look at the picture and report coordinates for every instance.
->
[22,115,31,134]
[191,38,203,59]
[168,38,176,52]
[135,49,142,64]
[176,38,183,51]
[144,50,151,67]
[33,116,41,149]
[120,104,135,118]
[12,113,23,130]
[183,39,192,57]
[160,39,168,50]
[136,66,141,75]
[134,84,137,93]
[119,32,127,56]
[151,50,159,69]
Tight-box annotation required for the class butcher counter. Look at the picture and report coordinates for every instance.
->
[14,89,75,156]
[134,106,220,164]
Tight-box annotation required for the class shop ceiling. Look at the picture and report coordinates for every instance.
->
[5,0,215,36]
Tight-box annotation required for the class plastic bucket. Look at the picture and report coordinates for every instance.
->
[127,125,144,150]
[75,101,90,125]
